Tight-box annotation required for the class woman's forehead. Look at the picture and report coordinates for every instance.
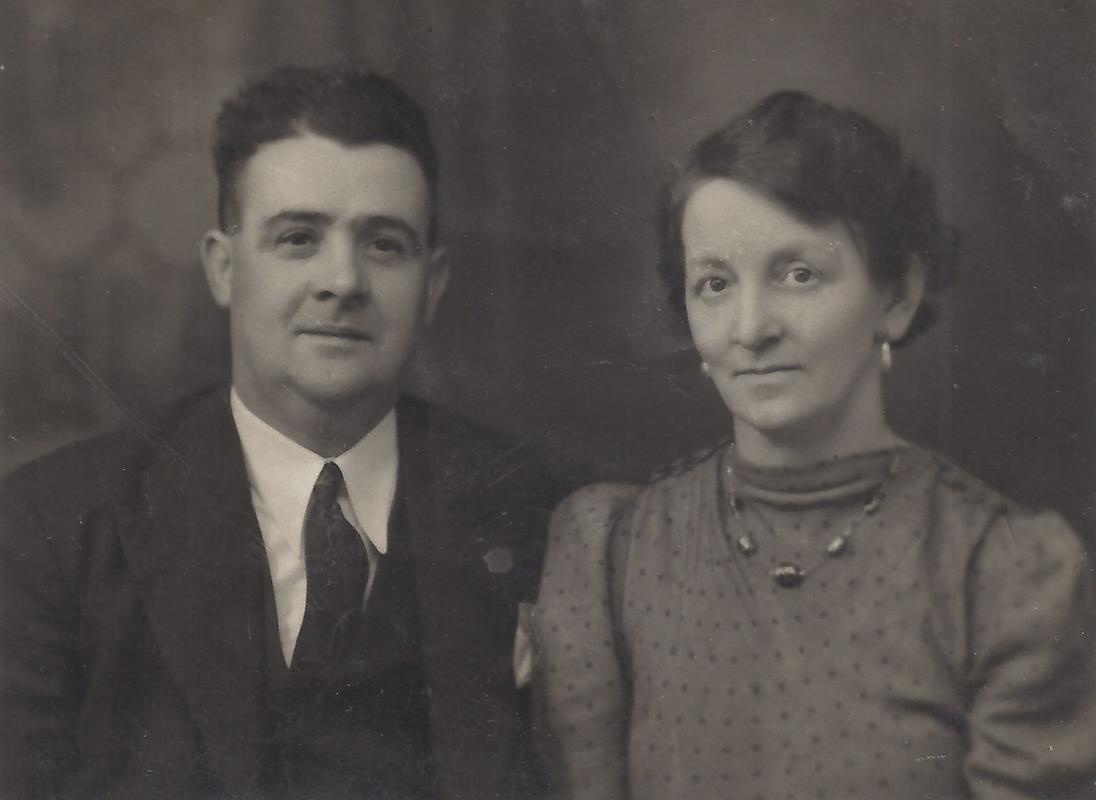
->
[682,179,855,260]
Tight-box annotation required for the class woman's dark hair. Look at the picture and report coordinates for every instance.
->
[213,65,438,241]
[657,90,957,345]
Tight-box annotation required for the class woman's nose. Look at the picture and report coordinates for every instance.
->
[731,286,782,350]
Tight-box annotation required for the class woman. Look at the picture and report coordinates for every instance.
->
[533,91,1096,799]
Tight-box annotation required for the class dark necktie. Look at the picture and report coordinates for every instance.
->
[291,462,369,681]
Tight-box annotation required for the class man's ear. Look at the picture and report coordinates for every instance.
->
[422,246,450,324]
[200,230,234,309]
[882,256,927,341]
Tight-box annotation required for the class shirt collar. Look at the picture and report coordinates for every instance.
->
[230,389,397,554]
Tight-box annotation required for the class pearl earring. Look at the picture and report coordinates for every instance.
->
[700,361,711,377]
[880,340,893,372]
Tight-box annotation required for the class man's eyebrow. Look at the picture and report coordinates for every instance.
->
[355,215,424,252]
[262,209,334,229]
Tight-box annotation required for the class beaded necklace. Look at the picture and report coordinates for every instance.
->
[722,452,900,589]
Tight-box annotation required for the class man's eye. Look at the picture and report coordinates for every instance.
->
[367,236,408,259]
[276,230,317,248]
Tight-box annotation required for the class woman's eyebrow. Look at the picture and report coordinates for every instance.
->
[685,254,731,271]
[768,241,841,265]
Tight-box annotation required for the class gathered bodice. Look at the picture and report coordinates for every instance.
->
[533,444,1096,800]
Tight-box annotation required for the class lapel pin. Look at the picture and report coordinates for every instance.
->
[482,546,514,575]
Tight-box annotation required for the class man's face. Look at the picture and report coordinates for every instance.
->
[203,133,447,439]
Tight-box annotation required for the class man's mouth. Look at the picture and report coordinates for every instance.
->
[298,325,370,341]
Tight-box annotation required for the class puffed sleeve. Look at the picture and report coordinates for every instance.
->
[963,506,1096,797]
[532,483,639,800]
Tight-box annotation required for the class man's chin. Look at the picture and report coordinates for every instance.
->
[296,376,397,411]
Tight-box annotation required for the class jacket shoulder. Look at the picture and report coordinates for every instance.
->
[0,426,146,595]
[400,396,536,461]
[1,387,229,542]
[3,428,142,526]
[399,395,590,513]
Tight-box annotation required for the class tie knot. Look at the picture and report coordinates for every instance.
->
[312,461,346,504]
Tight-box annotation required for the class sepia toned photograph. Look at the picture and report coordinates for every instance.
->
[1,1,1094,797]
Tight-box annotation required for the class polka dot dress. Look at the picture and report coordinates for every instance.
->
[533,445,1096,799]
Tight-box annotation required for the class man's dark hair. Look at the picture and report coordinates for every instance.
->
[213,65,439,241]
[657,90,958,345]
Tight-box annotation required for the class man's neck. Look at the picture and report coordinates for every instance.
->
[233,384,398,458]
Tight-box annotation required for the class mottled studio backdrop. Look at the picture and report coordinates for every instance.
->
[1,1,1094,537]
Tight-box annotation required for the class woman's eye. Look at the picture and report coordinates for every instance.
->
[783,265,817,286]
[698,276,729,296]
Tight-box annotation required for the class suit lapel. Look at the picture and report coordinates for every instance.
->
[112,392,539,795]
[397,398,522,799]
[116,390,276,790]
[337,495,423,681]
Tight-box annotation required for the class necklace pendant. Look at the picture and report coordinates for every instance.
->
[824,535,849,557]
[770,563,804,589]
[736,534,758,557]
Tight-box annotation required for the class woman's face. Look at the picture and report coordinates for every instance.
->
[682,178,914,460]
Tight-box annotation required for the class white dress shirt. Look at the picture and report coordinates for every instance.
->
[230,390,398,666]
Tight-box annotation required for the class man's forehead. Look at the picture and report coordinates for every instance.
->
[235,134,429,223]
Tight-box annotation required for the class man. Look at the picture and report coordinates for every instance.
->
[0,66,577,799]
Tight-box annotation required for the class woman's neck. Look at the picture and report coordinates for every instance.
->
[734,427,904,469]
[733,396,901,469]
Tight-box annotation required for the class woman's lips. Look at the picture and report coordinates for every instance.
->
[734,365,799,377]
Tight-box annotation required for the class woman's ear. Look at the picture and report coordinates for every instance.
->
[882,256,927,341]
[200,230,234,309]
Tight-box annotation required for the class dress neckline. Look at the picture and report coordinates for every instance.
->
[724,444,911,509]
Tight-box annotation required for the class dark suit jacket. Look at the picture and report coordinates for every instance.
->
[0,388,579,799]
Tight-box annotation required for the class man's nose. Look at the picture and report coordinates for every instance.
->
[731,284,783,350]
[314,239,367,300]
